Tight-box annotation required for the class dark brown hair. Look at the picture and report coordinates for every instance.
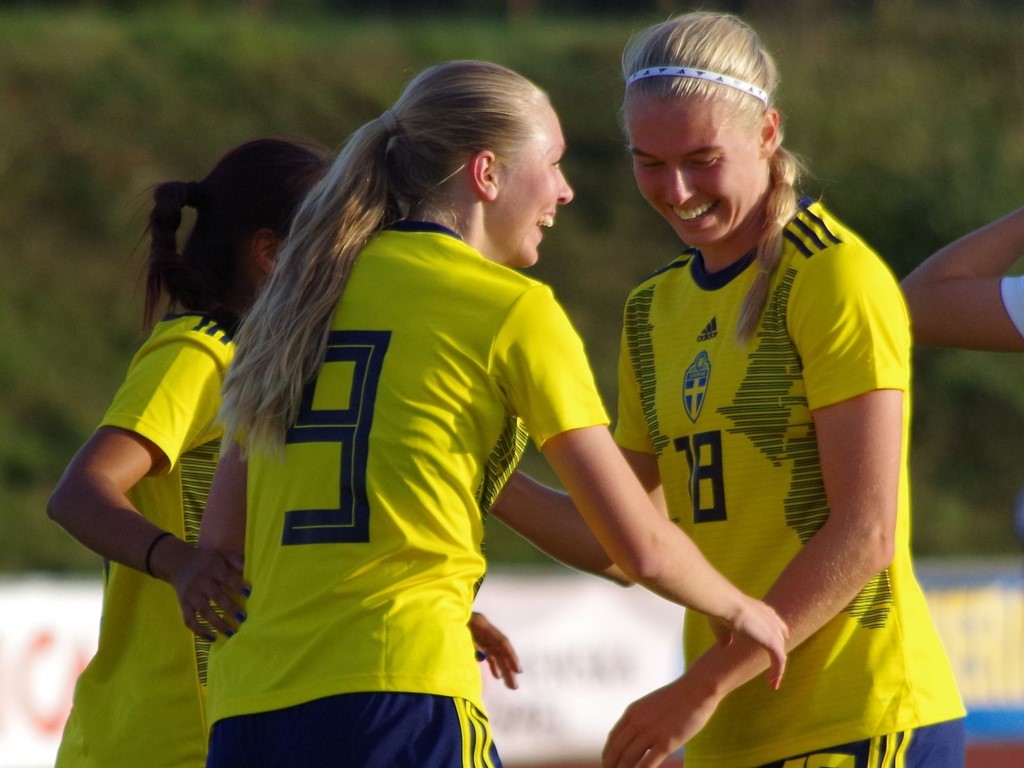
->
[144,137,330,329]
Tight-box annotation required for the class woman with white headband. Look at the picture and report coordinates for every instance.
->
[601,12,965,768]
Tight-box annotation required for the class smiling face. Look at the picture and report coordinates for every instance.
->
[480,101,574,268]
[626,93,778,272]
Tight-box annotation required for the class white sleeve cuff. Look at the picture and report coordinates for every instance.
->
[1000,275,1024,340]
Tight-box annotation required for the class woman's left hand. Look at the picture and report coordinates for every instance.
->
[469,611,523,690]
[163,538,249,640]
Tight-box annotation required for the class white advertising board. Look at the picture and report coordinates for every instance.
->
[474,571,684,764]
[0,578,100,768]
[1,564,1021,767]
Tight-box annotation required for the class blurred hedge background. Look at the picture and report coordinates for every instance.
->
[1,0,1022,572]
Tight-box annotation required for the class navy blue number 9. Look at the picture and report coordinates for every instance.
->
[281,330,391,545]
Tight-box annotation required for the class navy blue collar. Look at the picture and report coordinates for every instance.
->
[690,195,814,289]
[690,247,756,289]
[385,220,463,240]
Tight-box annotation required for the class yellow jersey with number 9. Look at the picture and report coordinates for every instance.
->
[206,224,609,726]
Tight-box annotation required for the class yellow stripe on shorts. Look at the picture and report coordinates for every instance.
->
[869,730,912,768]
[454,698,499,768]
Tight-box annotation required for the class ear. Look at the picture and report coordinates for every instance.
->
[248,227,281,279]
[468,149,500,202]
[759,108,782,158]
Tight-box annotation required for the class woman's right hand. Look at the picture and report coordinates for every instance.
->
[603,673,722,768]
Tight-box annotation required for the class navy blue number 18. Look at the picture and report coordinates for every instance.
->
[674,430,726,524]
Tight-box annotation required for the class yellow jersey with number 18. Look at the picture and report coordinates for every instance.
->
[615,200,963,768]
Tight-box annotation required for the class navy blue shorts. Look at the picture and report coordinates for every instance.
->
[206,692,502,768]
[755,717,965,768]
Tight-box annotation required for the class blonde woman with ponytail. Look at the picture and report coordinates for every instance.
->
[602,12,966,768]
[175,60,787,768]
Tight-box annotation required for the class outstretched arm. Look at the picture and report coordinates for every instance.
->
[902,206,1024,350]
[490,470,630,585]
[540,425,789,689]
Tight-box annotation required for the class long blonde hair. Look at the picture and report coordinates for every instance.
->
[221,60,550,452]
[622,12,802,344]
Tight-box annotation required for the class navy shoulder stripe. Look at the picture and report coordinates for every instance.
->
[646,250,694,281]
[163,312,233,344]
[783,204,842,259]
[191,315,232,343]
[798,206,842,246]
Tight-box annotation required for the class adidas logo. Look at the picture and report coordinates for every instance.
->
[696,317,718,342]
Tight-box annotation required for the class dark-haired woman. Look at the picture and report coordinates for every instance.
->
[47,137,330,768]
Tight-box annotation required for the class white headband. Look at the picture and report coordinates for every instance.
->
[626,66,769,106]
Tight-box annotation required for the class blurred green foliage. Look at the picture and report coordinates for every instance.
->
[1,1,1022,573]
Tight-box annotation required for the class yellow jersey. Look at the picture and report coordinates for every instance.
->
[57,313,233,768]
[206,224,609,726]
[615,201,963,767]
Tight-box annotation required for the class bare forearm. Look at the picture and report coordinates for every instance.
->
[491,471,627,583]
[542,429,754,619]
[46,427,182,575]
[905,206,1024,284]
[903,207,1024,349]
[680,525,887,708]
[48,472,170,574]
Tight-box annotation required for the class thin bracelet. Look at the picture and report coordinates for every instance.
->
[144,531,175,577]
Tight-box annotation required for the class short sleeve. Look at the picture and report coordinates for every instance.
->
[491,285,609,448]
[1000,275,1024,339]
[101,334,229,468]
[613,318,655,454]
[788,243,911,411]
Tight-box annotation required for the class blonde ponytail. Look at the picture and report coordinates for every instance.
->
[736,146,802,343]
[220,60,551,454]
